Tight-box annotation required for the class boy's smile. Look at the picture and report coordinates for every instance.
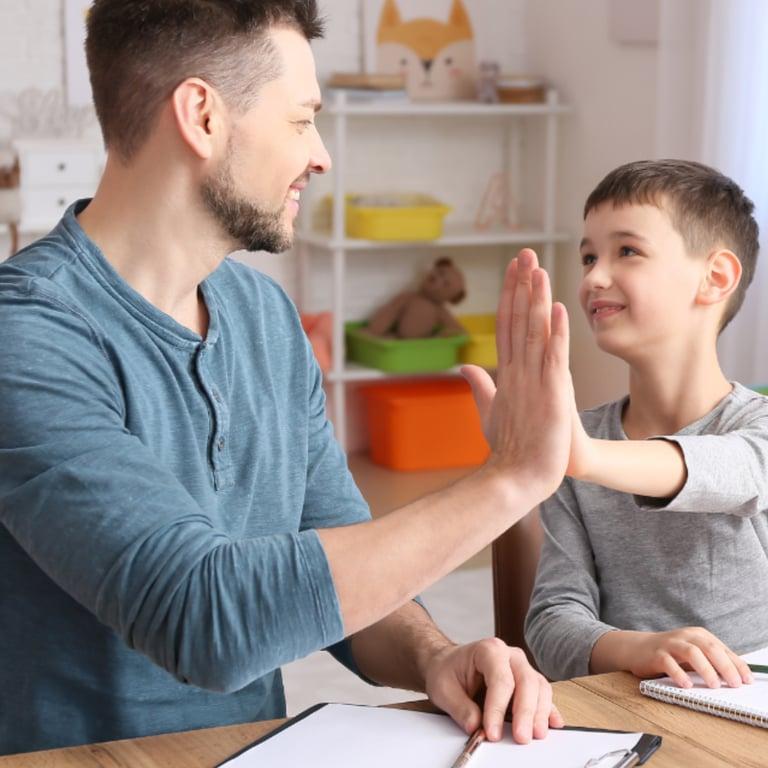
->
[579,202,706,360]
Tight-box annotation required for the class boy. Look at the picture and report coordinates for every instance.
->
[525,159,768,689]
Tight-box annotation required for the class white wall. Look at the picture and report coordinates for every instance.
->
[0,0,660,413]
[525,0,659,408]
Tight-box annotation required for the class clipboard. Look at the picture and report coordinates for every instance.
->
[216,703,662,767]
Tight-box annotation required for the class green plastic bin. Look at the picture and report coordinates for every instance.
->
[345,322,469,373]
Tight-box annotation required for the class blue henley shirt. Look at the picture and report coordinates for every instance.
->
[0,201,371,754]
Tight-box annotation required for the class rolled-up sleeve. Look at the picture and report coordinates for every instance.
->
[0,286,346,694]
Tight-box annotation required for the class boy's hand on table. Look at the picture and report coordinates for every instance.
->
[595,628,753,688]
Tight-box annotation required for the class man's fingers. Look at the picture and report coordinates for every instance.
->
[512,667,540,744]
[510,250,537,371]
[525,268,552,377]
[549,703,565,729]
[434,673,483,735]
[531,673,553,740]
[547,302,570,379]
[481,665,515,742]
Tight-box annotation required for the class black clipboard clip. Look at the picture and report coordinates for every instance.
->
[584,732,663,767]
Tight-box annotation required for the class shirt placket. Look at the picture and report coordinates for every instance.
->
[195,342,233,490]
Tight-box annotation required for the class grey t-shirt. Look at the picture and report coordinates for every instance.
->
[525,382,768,681]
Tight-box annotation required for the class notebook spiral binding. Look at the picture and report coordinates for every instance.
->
[639,680,768,730]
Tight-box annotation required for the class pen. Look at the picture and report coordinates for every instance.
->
[748,663,768,674]
[450,727,486,768]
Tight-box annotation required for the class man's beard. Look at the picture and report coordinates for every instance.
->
[201,151,293,254]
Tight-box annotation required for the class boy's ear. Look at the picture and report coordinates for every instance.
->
[696,249,742,308]
[171,77,225,160]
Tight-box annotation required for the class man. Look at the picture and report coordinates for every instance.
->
[0,0,571,755]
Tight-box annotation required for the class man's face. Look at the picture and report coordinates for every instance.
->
[578,202,706,361]
[202,27,331,253]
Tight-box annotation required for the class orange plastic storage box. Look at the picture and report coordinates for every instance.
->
[362,379,490,471]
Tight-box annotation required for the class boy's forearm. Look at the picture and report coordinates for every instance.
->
[577,438,687,499]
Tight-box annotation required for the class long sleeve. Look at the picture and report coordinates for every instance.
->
[640,414,768,516]
[524,479,616,680]
[0,285,346,695]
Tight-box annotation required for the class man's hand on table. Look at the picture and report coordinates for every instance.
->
[424,637,564,744]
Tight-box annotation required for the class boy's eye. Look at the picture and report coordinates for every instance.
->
[295,120,314,132]
[620,245,639,257]
[581,253,596,266]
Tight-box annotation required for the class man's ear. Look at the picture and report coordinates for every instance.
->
[171,77,224,160]
[696,249,742,307]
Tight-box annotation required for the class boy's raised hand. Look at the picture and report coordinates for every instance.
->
[462,249,572,501]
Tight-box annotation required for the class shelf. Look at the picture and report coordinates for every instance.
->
[324,98,571,118]
[296,225,572,251]
[326,363,466,383]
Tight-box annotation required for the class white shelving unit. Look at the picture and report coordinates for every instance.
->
[296,90,570,450]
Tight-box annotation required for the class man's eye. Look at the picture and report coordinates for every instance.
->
[296,120,313,131]
[581,253,596,266]
[620,246,638,257]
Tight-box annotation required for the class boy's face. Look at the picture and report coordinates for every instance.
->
[578,202,708,360]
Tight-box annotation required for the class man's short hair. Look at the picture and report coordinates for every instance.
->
[86,0,324,162]
[584,159,759,331]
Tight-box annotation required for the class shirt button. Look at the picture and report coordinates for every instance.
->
[217,437,226,451]
[213,390,222,403]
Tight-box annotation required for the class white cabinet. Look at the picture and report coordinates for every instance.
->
[13,139,104,234]
[295,90,570,450]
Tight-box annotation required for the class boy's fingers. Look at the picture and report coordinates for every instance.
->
[727,650,754,684]
[704,645,743,688]
[496,258,518,369]
[661,654,693,689]
[685,645,720,689]
[461,365,497,426]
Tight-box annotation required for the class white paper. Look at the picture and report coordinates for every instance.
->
[743,645,768,666]
[220,704,643,768]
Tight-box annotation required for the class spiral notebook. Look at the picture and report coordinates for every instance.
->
[639,646,768,729]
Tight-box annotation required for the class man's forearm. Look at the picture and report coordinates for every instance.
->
[318,462,537,638]
[350,601,453,692]
[579,439,687,499]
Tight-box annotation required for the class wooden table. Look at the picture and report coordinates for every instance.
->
[1,672,765,767]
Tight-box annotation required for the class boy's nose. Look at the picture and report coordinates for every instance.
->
[583,262,612,290]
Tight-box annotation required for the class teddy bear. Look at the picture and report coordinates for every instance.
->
[366,257,467,339]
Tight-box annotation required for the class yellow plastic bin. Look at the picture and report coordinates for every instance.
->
[458,314,497,368]
[345,194,451,241]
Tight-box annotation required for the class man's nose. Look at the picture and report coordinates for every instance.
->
[309,132,331,175]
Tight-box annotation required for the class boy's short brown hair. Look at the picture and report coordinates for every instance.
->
[86,1,324,162]
[584,159,759,331]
